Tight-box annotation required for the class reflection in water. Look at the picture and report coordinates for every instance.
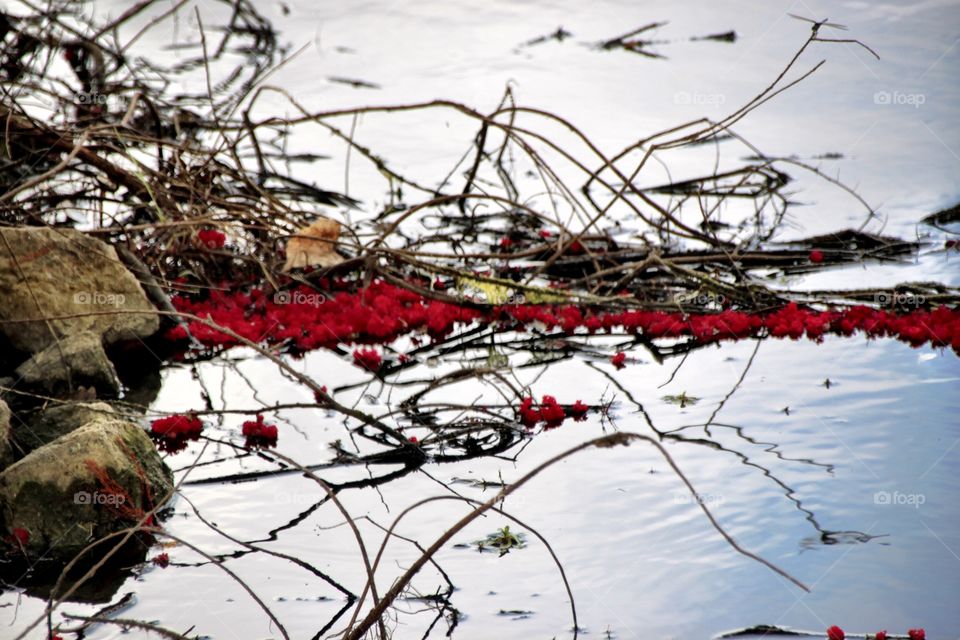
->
[147,318,905,638]
[1,0,958,637]
[591,345,886,553]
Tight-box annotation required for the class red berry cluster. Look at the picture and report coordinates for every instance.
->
[167,281,482,352]
[197,229,226,249]
[353,348,383,372]
[150,414,203,438]
[166,281,960,355]
[241,414,278,446]
[828,626,925,640]
[519,395,564,428]
[149,414,204,453]
[518,396,590,428]
[3,527,29,548]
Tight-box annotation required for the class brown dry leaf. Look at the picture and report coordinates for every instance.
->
[281,218,344,272]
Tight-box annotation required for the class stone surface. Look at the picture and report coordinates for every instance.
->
[14,332,120,396]
[0,227,159,354]
[16,401,117,456]
[0,400,12,470]
[0,418,173,558]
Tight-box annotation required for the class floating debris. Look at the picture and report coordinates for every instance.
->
[521,26,573,48]
[328,76,381,89]
[691,30,738,42]
[662,391,700,408]
[473,526,527,556]
[597,21,668,58]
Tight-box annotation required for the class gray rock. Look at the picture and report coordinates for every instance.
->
[0,418,173,558]
[0,400,12,470]
[0,227,159,354]
[16,401,117,456]
[14,332,120,396]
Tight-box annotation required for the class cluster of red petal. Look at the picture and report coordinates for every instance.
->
[494,301,960,351]
[197,229,226,249]
[518,397,541,426]
[313,385,329,403]
[353,348,383,372]
[3,527,29,548]
[827,625,927,640]
[167,283,960,355]
[569,400,590,420]
[149,414,203,453]
[167,281,482,352]
[828,627,924,640]
[241,414,278,445]
[150,415,203,438]
[518,395,568,428]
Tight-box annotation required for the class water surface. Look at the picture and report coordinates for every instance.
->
[3,0,959,638]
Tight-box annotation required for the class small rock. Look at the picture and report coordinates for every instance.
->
[0,227,159,354]
[14,332,120,396]
[0,418,173,558]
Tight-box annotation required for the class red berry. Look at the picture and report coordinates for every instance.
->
[198,229,226,249]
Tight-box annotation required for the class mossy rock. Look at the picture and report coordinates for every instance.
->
[15,401,117,457]
[14,331,120,396]
[0,227,159,354]
[0,418,173,559]
[0,399,12,470]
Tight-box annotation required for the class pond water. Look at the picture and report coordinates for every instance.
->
[3,0,959,639]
